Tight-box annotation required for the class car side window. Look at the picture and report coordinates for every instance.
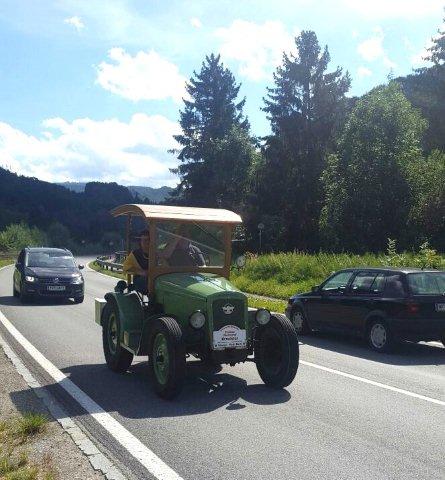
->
[350,271,378,294]
[384,274,406,297]
[321,271,354,292]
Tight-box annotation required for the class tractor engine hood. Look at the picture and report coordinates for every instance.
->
[155,272,241,299]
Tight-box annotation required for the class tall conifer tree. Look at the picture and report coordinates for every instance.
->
[171,54,251,207]
[257,31,350,250]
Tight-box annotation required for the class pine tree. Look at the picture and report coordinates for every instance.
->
[171,54,251,207]
[427,12,445,65]
[257,31,350,250]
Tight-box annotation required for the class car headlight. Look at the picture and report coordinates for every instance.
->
[25,276,36,282]
[189,311,206,329]
[256,308,271,325]
[72,275,83,284]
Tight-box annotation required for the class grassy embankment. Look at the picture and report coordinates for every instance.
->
[230,250,445,300]
[0,412,55,479]
[0,257,15,269]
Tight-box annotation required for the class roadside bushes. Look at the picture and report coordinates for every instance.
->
[231,244,445,299]
[0,223,46,252]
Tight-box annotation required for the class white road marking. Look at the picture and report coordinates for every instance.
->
[300,360,445,406]
[0,310,184,480]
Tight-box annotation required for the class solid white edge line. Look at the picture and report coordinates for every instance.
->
[0,309,184,480]
[300,360,445,406]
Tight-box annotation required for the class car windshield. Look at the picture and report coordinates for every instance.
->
[407,273,445,295]
[26,252,75,269]
[155,221,225,268]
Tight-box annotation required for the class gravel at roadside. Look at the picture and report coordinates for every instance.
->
[0,345,105,480]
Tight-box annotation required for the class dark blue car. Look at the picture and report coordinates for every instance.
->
[285,268,445,352]
[13,247,85,303]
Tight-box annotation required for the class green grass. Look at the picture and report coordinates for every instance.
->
[230,250,445,300]
[14,413,47,440]
[0,257,14,269]
[0,413,54,480]
[247,296,287,313]
[88,261,124,279]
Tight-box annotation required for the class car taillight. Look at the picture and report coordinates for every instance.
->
[406,302,420,314]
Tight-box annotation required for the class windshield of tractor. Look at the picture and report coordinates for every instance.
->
[155,222,225,268]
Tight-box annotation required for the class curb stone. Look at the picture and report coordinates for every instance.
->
[0,331,126,480]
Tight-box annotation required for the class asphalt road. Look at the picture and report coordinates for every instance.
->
[0,259,444,480]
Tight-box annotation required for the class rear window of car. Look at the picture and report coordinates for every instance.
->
[407,273,445,295]
[351,272,384,294]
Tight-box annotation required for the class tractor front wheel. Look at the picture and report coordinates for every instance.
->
[102,301,133,373]
[148,317,186,400]
[255,314,299,389]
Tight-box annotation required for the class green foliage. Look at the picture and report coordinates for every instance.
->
[320,82,427,252]
[251,30,351,251]
[406,150,445,250]
[0,224,46,253]
[426,12,445,65]
[231,248,445,300]
[171,54,253,208]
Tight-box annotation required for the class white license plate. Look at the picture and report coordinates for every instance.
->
[213,325,246,350]
[47,285,65,291]
[436,303,445,312]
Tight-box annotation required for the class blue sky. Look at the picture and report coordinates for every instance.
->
[0,0,443,187]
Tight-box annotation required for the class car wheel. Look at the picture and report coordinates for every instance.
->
[102,301,133,373]
[74,296,84,304]
[290,306,311,335]
[255,314,299,389]
[148,316,186,400]
[13,283,19,298]
[367,319,393,353]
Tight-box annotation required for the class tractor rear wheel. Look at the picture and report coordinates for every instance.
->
[255,314,299,389]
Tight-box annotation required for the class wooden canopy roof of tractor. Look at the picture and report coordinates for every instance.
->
[110,204,242,224]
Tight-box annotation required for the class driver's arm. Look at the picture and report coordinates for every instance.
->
[123,252,147,276]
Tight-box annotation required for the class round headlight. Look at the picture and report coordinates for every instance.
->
[256,308,271,325]
[189,311,206,329]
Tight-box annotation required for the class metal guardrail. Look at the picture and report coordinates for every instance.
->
[95,251,125,272]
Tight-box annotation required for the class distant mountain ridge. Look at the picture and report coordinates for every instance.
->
[56,182,173,203]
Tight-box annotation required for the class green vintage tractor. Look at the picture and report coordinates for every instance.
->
[95,204,299,399]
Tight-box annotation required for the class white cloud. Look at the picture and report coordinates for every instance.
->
[357,66,372,78]
[215,20,297,81]
[190,17,202,28]
[341,0,443,19]
[96,48,187,103]
[357,27,397,70]
[64,16,84,31]
[0,115,181,187]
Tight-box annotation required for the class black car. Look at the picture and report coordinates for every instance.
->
[286,268,445,352]
[13,247,85,304]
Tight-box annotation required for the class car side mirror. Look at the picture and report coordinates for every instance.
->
[311,285,319,292]
[15,262,21,269]
[78,264,84,270]
[337,285,347,293]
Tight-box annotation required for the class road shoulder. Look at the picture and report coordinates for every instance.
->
[0,335,122,480]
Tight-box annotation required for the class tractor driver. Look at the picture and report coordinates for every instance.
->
[123,229,150,293]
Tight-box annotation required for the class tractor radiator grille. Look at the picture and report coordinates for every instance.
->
[212,299,246,330]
